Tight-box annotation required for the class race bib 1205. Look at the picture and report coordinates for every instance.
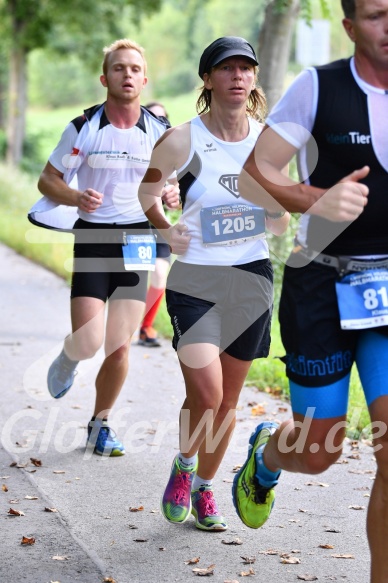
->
[200,204,265,246]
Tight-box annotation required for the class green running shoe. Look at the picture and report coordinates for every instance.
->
[161,455,197,524]
[232,421,279,529]
[191,486,228,531]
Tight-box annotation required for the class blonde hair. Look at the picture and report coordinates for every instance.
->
[102,38,147,76]
[196,65,267,122]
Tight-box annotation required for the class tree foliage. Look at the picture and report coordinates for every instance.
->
[1,0,162,165]
[273,0,330,22]
[2,0,354,167]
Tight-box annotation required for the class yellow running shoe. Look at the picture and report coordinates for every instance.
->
[232,421,279,529]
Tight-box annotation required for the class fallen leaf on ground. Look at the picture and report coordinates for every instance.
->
[305,481,329,487]
[232,465,242,473]
[128,524,138,529]
[103,578,117,583]
[222,538,243,545]
[21,536,35,545]
[185,557,200,565]
[44,507,58,513]
[2,484,8,492]
[280,554,300,564]
[331,553,355,559]
[193,564,215,576]
[129,505,144,512]
[349,505,365,510]
[297,576,318,581]
[53,470,65,474]
[319,544,334,549]
[259,549,280,555]
[52,555,69,560]
[133,538,148,542]
[30,458,42,467]
[8,508,24,516]
[251,404,266,416]
[241,556,255,564]
[25,495,38,500]
[240,567,255,576]
[16,441,28,448]
[325,528,341,533]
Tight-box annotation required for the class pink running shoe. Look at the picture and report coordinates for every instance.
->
[191,486,228,531]
[161,455,197,524]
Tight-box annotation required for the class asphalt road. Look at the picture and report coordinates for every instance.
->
[0,243,373,583]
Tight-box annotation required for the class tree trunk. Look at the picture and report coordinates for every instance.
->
[258,0,300,113]
[6,44,27,166]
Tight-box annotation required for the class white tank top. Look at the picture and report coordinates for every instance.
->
[176,116,269,266]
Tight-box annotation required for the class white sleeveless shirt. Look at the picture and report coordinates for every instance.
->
[176,116,269,266]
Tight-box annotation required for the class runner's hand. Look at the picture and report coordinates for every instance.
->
[162,183,181,209]
[166,222,190,255]
[313,166,369,222]
[78,189,104,213]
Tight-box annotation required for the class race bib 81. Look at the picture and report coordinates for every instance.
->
[335,269,388,329]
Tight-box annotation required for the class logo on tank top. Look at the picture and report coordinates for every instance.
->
[204,142,217,152]
[325,132,371,145]
[219,174,240,198]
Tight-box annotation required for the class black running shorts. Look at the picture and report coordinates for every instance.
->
[71,218,149,302]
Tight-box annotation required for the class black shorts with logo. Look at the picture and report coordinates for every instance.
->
[280,259,388,387]
[71,218,149,302]
[166,259,273,361]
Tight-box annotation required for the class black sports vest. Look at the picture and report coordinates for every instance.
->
[302,58,388,256]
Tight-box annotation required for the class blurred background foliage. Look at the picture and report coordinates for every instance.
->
[0,0,352,168]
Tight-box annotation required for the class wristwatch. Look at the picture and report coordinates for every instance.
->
[265,210,286,219]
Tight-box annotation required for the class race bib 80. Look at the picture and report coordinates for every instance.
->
[122,233,156,271]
